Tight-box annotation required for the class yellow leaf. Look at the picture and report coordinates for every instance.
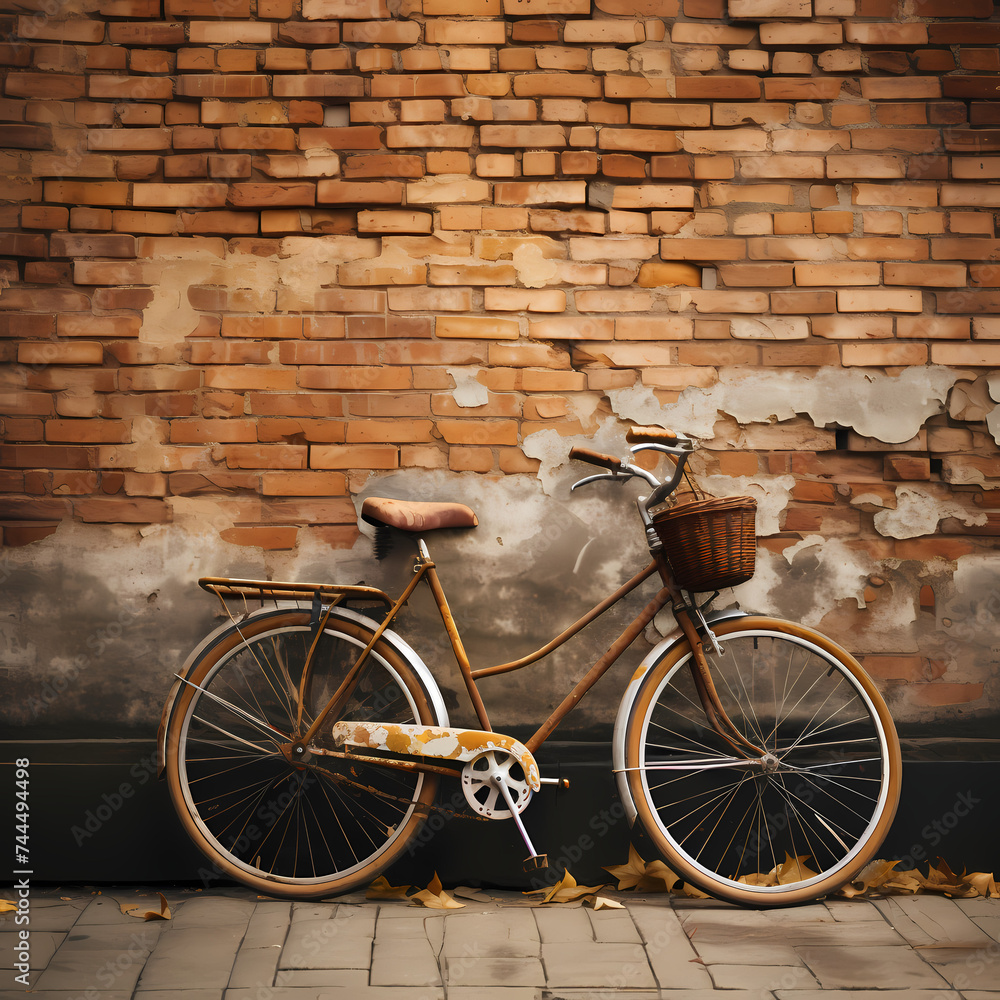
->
[838,859,900,898]
[121,893,170,921]
[528,870,607,905]
[965,871,1000,898]
[773,854,818,886]
[409,873,464,909]
[641,860,682,893]
[410,887,465,909]
[366,875,412,900]
[0,899,16,914]
[603,844,649,891]
[738,871,777,887]
[586,894,625,910]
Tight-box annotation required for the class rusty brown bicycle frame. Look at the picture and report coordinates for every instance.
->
[301,544,761,761]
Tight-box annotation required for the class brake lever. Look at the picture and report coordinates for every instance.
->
[570,472,630,491]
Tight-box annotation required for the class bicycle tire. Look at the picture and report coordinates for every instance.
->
[164,607,445,898]
[623,616,901,906]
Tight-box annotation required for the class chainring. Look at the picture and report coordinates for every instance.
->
[461,749,533,819]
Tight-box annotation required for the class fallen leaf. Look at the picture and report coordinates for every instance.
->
[586,894,625,910]
[366,875,412,900]
[524,869,606,905]
[964,871,1000,898]
[121,893,170,921]
[838,859,900,898]
[410,872,464,910]
[0,899,16,914]
[773,854,819,886]
[604,844,649,891]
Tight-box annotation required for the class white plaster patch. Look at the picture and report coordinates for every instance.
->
[513,243,559,288]
[865,486,988,540]
[446,368,489,408]
[608,366,959,444]
[987,373,1000,446]
[697,474,795,537]
[781,535,875,620]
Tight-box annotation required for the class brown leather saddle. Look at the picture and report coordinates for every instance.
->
[361,496,478,533]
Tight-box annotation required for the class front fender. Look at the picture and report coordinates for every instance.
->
[612,608,748,826]
[156,603,449,777]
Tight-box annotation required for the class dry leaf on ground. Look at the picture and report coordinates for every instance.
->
[586,895,625,910]
[0,899,17,914]
[524,869,606,905]
[365,876,412,900]
[120,893,170,921]
[410,872,464,909]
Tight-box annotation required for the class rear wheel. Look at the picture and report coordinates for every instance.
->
[164,609,444,898]
[624,617,901,906]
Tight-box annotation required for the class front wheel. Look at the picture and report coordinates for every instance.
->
[163,608,446,899]
[623,617,901,906]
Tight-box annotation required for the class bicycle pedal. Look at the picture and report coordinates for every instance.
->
[523,854,548,872]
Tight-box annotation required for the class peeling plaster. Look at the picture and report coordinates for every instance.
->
[608,366,960,444]
[987,374,1000,446]
[446,368,489,408]
[852,486,988,539]
[778,535,875,619]
[513,243,559,288]
[698,474,795,537]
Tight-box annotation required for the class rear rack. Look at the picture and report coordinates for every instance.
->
[199,576,393,608]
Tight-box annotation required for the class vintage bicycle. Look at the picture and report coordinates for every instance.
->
[158,425,901,907]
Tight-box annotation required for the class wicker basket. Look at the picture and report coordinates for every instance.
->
[653,494,758,592]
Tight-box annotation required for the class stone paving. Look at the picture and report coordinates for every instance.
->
[2,885,999,998]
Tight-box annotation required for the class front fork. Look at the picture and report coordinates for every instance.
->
[651,541,764,759]
[672,603,765,758]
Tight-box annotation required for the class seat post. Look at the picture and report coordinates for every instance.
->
[420,552,493,732]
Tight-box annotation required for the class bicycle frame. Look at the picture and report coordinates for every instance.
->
[296,536,758,767]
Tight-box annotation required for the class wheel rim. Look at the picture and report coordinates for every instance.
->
[636,628,894,895]
[177,624,430,886]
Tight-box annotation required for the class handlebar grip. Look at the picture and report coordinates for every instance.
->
[569,446,622,471]
[626,425,678,445]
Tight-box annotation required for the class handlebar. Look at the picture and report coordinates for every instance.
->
[568,446,623,472]
[569,425,696,508]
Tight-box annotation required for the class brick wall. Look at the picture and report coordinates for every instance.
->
[2,0,1000,731]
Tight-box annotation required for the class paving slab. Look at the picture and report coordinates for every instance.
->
[371,936,441,986]
[708,963,820,990]
[226,989,446,1000]
[587,906,643,943]
[0,929,63,968]
[542,940,657,989]
[32,923,162,992]
[445,951,546,986]
[7,884,1000,996]
[776,992,962,1000]
[626,901,714,990]
[883,894,998,946]
[795,944,950,989]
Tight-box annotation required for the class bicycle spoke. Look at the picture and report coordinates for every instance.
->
[629,624,898,902]
[170,614,441,893]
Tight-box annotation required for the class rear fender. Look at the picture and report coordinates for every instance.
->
[156,603,449,777]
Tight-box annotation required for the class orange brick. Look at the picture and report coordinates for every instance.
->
[310,444,398,469]
[842,344,929,366]
[219,525,299,550]
[448,446,494,472]
[18,342,103,366]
